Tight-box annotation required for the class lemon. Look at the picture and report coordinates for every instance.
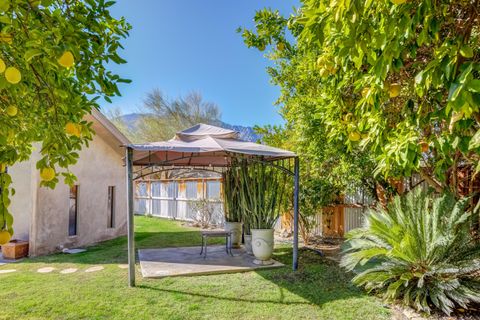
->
[391,0,407,4]
[40,167,55,181]
[0,230,11,245]
[258,43,266,52]
[0,58,5,73]
[0,33,12,44]
[65,122,81,137]
[348,131,361,142]
[5,67,21,84]
[276,42,285,51]
[6,105,17,116]
[58,51,75,68]
[388,83,401,98]
[0,163,5,173]
[361,87,370,98]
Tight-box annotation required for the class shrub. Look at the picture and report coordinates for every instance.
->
[341,189,480,315]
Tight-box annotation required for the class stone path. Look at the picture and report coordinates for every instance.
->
[37,267,56,273]
[60,268,78,274]
[0,269,16,274]
[0,265,107,275]
[84,266,104,273]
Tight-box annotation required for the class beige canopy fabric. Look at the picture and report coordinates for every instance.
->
[127,123,296,167]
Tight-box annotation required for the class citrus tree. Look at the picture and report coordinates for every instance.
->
[0,0,130,244]
[240,0,480,197]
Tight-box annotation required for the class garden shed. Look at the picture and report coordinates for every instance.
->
[124,124,299,287]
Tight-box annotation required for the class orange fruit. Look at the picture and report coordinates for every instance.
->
[276,42,285,51]
[65,122,81,137]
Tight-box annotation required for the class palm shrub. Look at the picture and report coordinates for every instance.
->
[341,189,480,315]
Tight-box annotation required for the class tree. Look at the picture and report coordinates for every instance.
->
[0,0,130,242]
[134,89,222,142]
[241,0,480,198]
[255,123,377,243]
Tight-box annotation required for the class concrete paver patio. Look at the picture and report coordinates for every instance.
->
[139,245,284,278]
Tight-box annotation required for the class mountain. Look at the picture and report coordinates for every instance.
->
[118,113,261,142]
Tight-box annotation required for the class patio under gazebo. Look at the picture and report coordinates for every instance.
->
[124,124,299,287]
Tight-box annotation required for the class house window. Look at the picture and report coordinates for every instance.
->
[68,185,79,236]
[107,186,115,228]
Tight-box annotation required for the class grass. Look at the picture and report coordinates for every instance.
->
[0,216,390,320]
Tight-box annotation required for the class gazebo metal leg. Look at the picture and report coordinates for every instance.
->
[293,157,300,271]
[126,147,135,287]
[200,236,204,255]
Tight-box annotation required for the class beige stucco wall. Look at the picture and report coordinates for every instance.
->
[27,135,127,256]
[8,151,40,242]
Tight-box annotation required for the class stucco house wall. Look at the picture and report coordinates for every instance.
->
[7,110,130,257]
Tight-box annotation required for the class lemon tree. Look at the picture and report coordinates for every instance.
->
[0,0,130,241]
[241,0,480,197]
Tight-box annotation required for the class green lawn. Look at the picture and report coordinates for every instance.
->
[0,216,390,320]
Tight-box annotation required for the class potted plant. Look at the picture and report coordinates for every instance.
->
[242,213,253,255]
[239,160,287,265]
[222,167,242,248]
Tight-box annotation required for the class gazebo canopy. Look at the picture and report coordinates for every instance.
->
[127,123,296,167]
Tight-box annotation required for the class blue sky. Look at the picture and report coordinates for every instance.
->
[100,0,298,127]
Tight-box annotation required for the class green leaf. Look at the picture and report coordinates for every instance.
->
[24,49,43,62]
[467,79,480,93]
[469,130,480,150]
[459,45,473,58]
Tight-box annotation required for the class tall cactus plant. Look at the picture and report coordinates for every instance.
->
[223,157,290,230]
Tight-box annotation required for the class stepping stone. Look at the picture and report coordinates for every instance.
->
[60,268,78,274]
[0,269,16,274]
[118,264,128,269]
[37,267,55,273]
[85,266,104,273]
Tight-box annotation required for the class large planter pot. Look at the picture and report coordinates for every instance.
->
[1,240,29,260]
[251,228,274,265]
[244,234,253,255]
[224,222,242,248]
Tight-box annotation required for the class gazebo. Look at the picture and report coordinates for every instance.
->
[124,124,299,287]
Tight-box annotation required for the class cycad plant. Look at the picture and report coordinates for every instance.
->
[341,189,480,315]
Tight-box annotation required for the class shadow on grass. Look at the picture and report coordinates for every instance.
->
[136,284,312,306]
[250,247,365,307]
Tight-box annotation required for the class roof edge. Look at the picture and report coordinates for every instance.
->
[91,108,131,146]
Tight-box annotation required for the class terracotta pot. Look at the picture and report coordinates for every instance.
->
[251,229,274,265]
[224,222,242,248]
[2,240,29,260]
